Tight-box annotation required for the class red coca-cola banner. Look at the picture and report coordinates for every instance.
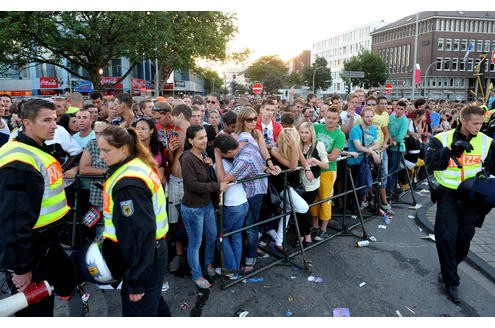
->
[100,76,123,89]
[39,77,59,89]
[131,77,146,90]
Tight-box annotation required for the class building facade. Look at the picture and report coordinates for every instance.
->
[371,11,495,101]
[312,21,388,97]
[0,58,204,98]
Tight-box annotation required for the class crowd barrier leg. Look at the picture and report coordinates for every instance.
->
[340,162,368,240]
[392,151,417,206]
[285,185,311,271]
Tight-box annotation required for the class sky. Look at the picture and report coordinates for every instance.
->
[14,0,482,66]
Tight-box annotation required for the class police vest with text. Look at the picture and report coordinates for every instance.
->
[0,141,70,228]
[434,129,492,189]
[102,158,168,242]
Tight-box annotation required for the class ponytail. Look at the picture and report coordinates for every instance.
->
[100,125,159,174]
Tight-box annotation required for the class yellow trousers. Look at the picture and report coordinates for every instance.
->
[310,170,336,221]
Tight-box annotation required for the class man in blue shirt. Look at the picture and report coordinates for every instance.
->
[347,107,380,210]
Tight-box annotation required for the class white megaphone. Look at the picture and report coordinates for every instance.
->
[0,280,53,317]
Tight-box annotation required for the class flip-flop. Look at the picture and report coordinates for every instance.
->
[194,277,211,289]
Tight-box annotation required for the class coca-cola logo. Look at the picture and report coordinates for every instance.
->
[40,77,58,88]
[131,77,146,89]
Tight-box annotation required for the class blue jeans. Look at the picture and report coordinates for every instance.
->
[220,202,248,271]
[387,149,403,196]
[245,193,265,266]
[181,202,217,281]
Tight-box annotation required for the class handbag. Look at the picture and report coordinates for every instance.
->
[267,181,282,207]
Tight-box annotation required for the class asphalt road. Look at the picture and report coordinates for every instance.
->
[51,190,495,317]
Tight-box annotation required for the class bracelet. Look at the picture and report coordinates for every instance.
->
[265,157,273,165]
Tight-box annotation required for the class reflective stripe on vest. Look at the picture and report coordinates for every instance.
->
[102,158,168,242]
[0,141,70,229]
[434,130,492,189]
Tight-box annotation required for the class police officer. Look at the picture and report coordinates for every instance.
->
[425,105,495,303]
[97,125,171,317]
[0,99,76,316]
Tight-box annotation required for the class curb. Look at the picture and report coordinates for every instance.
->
[415,200,495,285]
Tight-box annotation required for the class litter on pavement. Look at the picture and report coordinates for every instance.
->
[307,275,323,283]
[420,233,436,242]
[378,225,387,229]
[409,204,423,209]
[359,282,366,287]
[407,215,415,219]
[333,307,351,317]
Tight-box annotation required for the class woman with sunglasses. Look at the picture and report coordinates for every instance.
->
[234,106,282,175]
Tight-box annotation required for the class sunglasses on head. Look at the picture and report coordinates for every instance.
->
[244,116,257,123]
[206,100,216,104]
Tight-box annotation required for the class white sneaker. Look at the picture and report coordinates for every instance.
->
[360,201,369,209]
[380,202,395,215]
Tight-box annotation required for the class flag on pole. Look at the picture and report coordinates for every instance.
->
[463,41,475,62]
[414,64,421,85]
[166,70,174,84]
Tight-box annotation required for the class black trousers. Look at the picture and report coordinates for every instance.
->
[434,187,477,287]
[121,238,171,317]
[7,239,76,317]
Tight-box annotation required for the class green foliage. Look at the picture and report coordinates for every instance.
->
[342,50,389,89]
[245,55,288,94]
[196,67,223,95]
[302,56,332,92]
[0,11,237,90]
[286,71,304,88]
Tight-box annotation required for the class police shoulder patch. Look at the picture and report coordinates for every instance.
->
[120,200,134,217]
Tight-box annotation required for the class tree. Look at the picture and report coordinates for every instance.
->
[342,50,389,90]
[286,71,304,88]
[245,55,288,94]
[302,56,332,93]
[196,68,223,95]
[0,11,237,90]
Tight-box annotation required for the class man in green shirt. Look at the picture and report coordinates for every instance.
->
[311,106,345,240]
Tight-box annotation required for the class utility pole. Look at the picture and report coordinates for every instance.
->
[411,11,419,99]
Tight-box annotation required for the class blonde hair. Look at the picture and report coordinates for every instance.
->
[276,127,300,160]
[298,122,317,157]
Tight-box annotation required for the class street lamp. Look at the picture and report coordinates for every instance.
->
[424,59,449,99]
[312,66,324,94]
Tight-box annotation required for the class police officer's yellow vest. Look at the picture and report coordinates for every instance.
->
[102,158,168,242]
[0,141,70,229]
[434,129,492,189]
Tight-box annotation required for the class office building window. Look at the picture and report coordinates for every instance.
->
[444,58,451,71]
[461,39,467,51]
[467,59,474,71]
[484,40,491,52]
[437,57,443,70]
[445,39,452,51]
[453,39,459,51]
[437,38,444,51]
[459,59,465,71]
[476,40,483,52]
[452,58,458,71]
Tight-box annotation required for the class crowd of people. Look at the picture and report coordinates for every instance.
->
[1,88,495,315]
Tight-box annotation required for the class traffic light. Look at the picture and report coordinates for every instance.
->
[344,85,349,93]
[421,89,425,96]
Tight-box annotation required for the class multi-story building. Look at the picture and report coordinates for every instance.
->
[312,21,388,96]
[371,11,495,100]
[288,50,311,75]
[0,58,204,98]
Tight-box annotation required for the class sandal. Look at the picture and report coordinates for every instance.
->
[194,277,211,289]
[206,265,216,277]
[242,265,254,275]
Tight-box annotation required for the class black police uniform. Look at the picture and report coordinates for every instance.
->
[425,126,495,296]
[0,132,76,316]
[102,156,171,317]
